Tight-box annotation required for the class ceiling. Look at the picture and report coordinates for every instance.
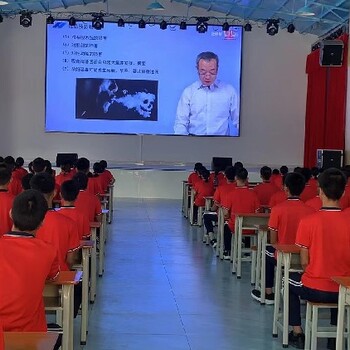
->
[1,0,349,37]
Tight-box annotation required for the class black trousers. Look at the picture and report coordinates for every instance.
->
[288,272,338,326]
[203,213,218,233]
[224,224,232,251]
[265,246,276,289]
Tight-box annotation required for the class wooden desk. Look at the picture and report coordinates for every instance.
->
[4,332,58,350]
[44,271,82,350]
[89,222,101,303]
[232,213,269,279]
[333,276,350,350]
[272,244,301,348]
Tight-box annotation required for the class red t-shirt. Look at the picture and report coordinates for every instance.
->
[0,232,59,331]
[253,181,279,206]
[300,184,318,203]
[296,209,350,292]
[12,167,28,181]
[193,180,215,207]
[213,182,236,208]
[268,198,315,245]
[36,210,80,271]
[99,170,114,193]
[58,206,90,240]
[8,177,22,196]
[55,171,75,186]
[223,186,260,232]
[0,191,14,237]
[305,196,322,211]
[269,190,287,208]
[75,190,102,222]
[188,172,201,186]
[271,174,283,189]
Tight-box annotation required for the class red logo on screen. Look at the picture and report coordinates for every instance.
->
[224,30,237,40]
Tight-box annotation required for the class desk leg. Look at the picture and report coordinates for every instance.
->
[90,228,97,304]
[255,230,262,290]
[282,254,291,348]
[273,251,282,337]
[81,249,89,345]
[99,214,106,277]
[336,285,346,350]
[62,284,74,350]
[236,218,243,278]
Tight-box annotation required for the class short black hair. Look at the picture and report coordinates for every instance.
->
[199,168,210,182]
[30,173,55,194]
[194,162,203,172]
[93,162,103,174]
[311,167,320,178]
[22,173,33,190]
[272,169,280,175]
[280,166,289,175]
[76,157,90,172]
[300,167,312,182]
[4,156,15,171]
[284,172,305,196]
[100,160,107,170]
[234,161,243,170]
[32,157,46,173]
[44,160,54,175]
[318,168,346,201]
[61,180,79,202]
[236,167,248,181]
[224,166,236,181]
[15,157,24,167]
[73,172,88,190]
[12,189,48,231]
[0,167,12,186]
[260,166,272,181]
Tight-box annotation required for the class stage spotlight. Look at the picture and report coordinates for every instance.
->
[117,18,125,27]
[138,18,146,28]
[92,14,104,30]
[196,17,209,33]
[266,19,279,36]
[46,15,54,25]
[20,11,32,28]
[179,21,187,30]
[159,20,167,30]
[244,23,252,32]
[287,23,295,33]
[222,21,230,31]
[68,16,76,26]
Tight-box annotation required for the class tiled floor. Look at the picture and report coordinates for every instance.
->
[74,199,292,349]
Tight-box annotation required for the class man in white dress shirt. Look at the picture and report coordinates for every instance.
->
[174,51,239,136]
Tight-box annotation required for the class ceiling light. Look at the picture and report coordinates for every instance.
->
[20,11,32,28]
[179,21,187,30]
[0,1,8,5]
[296,6,315,16]
[138,18,146,29]
[159,20,167,30]
[68,16,76,26]
[244,23,252,32]
[222,22,230,31]
[117,18,125,27]
[147,1,165,10]
[46,15,54,25]
[266,19,279,36]
[287,23,295,33]
[92,14,104,30]
[196,17,209,34]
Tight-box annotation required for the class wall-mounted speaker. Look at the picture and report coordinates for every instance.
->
[56,153,78,167]
[316,149,343,169]
[211,157,232,172]
[320,40,344,67]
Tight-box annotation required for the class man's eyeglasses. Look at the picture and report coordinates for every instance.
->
[198,70,217,76]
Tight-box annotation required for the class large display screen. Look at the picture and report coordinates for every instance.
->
[46,21,242,136]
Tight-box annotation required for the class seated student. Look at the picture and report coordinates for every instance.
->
[309,167,319,189]
[192,168,215,224]
[59,180,90,240]
[203,166,236,246]
[251,172,315,304]
[12,157,28,181]
[4,156,22,197]
[222,168,260,259]
[44,160,56,177]
[0,167,15,237]
[76,157,100,195]
[298,167,318,202]
[272,166,288,189]
[209,167,225,188]
[30,173,80,271]
[55,160,75,186]
[187,162,203,186]
[73,172,102,223]
[268,175,288,208]
[21,173,33,191]
[288,168,350,349]
[99,160,115,188]
[91,162,103,195]
[0,189,60,331]
[253,166,279,206]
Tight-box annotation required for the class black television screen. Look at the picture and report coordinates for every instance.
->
[46,21,242,136]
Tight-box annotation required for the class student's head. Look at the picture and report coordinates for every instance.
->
[28,161,34,174]
[15,157,24,168]
[280,166,289,175]
[272,168,280,175]
[199,167,210,182]
[100,160,107,170]
[32,157,46,173]
[311,167,320,179]
[196,51,218,87]
[76,157,90,173]
[234,161,243,170]
[21,173,34,190]
[30,173,55,197]
[236,167,248,182]
[61,180,79,202]
[260,166,272,181]
[93,162,103,174]
[4,156,15,171]
[0,167,12,186]
[61,160,72,173]
[11,189,48,232]
[284,172,305,197]
[73,172,88,191]
[44,160,54,175]
[194,162,203,172]
[318,168,346,201]
[299,167,312,183]
[224,166,236,182]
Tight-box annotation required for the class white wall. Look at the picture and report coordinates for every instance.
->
[0,0,317,167]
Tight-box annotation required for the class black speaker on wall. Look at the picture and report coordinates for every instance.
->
[211,157,232,172]
[316,149,343,169]
[320,40,344,67]
[56,153,78,167]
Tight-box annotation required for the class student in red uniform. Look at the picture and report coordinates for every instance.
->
[59,180,90,240]
[4,156,22,197]
[253,166,279,206]
[55,160,75,186]
[309,166,319,190]
[12,157,28,181]
[299,167,318,202]
[272,166,288,189]
[288,168,350,349]
[222,168,260,259]
[251,172,315,304]
[73,172,102,223]
[0,189,60,332]
[21,173,33,191]
[203,166,236,246]
[76,157,100,195]
[0,167,15,237]
[187,162,203,186]
[30,173,80,270]
[91,162,104,194]
[99,160,115,191]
